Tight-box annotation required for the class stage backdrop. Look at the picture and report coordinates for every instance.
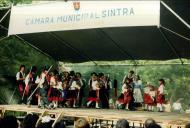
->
[8,1,160,35]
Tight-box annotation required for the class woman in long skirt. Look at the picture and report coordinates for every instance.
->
[133,75,143,104]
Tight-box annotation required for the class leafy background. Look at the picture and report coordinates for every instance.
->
[0,37,55,104]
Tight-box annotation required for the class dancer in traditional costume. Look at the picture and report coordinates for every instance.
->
[36,67,50,109]
[156,79,166,112]
[76,72,86,107]
[25,66,38,105]
[48,73,60,109]
[99,73,110,109]
[59,71,70,107]
[133,75,143,104]
[16,65,26,103]
[56,75,64,107]
[144,82,151,111]
[122,70,135,84]
[117,78,133,110]
[67,71,81,107]
[147,85,156,111]
[87,73,100,108]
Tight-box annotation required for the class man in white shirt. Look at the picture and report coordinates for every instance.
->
[76,72,86,107]
[36,67,50,109]
[16,65,26,103]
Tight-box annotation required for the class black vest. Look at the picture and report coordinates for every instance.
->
[17,72,24,85]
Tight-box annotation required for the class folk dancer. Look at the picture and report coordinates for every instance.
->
[67,71,81,107]
[16,65,26,103]
[87,73,100,108]
[48,73,60,109]
[76,72,86,107]
[122,70,135,84]
[147,85,156,111]
[156,79,166,112]
[56,75,64,107]
[36,67,50,109]
[25,66,38,105]
[144,82,151,111]
[133,75,143,104]
[117,78,133,110]
[98,73,110,109]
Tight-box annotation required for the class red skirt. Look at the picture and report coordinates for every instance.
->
[144,93,154,104]
[123,92,132,104]
[156,94,165,104]
[118,92,132,104]
[87,90,99,102]
[19,83,25,96]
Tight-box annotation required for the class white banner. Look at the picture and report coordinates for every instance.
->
[8,1,160,35]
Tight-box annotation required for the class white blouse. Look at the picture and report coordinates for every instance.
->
[91,80,99,90]
[158,84,164,94]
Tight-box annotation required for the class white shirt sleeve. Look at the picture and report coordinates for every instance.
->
[39,73,46,86]
[50,77,56,86]
[158,85,164,94]
[88,79,91,86]
[25,74,30,85]
[122,84,127,92]
[70,81,80,90]
[16,72,20,80]
[35,76,40,84]
[144,87,150,94]
[149,91,156,97]
[57,82,63,90]
[109,81,112,89]
[92,81,99,90]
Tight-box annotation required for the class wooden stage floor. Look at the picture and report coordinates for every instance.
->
[0,105,190,128]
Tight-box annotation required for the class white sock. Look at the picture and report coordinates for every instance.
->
[96,102,99,108]
[87,101,92,107]
[145,104,148,110]
[157,103,163,111]
[125,104,129,109]
[148,105,151,111]
[151,106,154,111]
[160,104,163,111]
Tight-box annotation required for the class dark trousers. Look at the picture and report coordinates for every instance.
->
[99,89,109,109]
[39,88,49,106]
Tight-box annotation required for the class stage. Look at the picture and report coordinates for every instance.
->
[0,105,190,128]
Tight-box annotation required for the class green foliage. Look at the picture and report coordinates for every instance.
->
[0,36,55,75]
[0,0,11,7]
[0,0,32,7]
[0,36,55,104]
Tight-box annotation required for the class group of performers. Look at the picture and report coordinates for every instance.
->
[16,65,166,112]
[116,71,166,112]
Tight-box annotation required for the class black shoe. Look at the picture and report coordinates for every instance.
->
[64,103,69,108]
